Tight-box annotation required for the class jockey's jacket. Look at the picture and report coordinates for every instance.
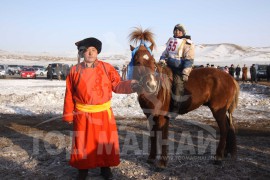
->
[161,37,194,61]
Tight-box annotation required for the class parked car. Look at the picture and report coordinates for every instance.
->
[21,67,36,79]
[255,64,268,81]
[33,65,45,69]
[8,65,21,75]
[35,67,47,76]
[0,64,8,78]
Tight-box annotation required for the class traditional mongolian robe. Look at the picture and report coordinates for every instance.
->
[63,60,133,169]
[242,66,248,81]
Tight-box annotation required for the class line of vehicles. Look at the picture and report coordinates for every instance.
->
[1,63,268,80]
[0,63,70,79]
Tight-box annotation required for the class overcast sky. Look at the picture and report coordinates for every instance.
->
[0,0,270,54]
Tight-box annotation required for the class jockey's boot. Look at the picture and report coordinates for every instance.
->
[100,167,113,180]
[168,74,184,120]
[182,67,192,82]
[77,169,88,180]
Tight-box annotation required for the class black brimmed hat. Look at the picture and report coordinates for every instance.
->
[75,37,102,54]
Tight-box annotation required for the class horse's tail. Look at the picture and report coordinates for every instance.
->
[128,27,156,48]
[228,78,239,115]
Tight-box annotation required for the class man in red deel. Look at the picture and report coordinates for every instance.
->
[63,37,139,180]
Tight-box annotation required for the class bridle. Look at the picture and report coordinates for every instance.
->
[129,42,162,95]
[136,61,161,95]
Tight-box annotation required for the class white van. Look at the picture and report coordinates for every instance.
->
[0,64,8,78]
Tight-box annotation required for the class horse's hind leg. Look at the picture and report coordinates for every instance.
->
[211,108,228,163]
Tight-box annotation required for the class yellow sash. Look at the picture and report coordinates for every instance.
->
[75,100,112,119]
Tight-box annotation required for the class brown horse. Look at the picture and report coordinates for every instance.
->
[128,27,239,168]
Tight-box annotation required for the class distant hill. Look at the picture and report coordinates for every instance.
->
[0,43,269,66]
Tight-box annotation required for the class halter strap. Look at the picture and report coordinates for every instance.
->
[127,42,153,79]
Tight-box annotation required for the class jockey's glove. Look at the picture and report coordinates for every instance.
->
[159,59,167,67]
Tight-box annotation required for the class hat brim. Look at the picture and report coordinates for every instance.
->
[75,37,102,54]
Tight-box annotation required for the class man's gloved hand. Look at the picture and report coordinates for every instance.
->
[159,59,167,67]
[182,74,189,82]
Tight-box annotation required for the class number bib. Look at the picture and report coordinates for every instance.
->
[166,37,185,59]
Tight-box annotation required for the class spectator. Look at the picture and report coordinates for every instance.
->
[55,64,61,80]
[235,65,241,81]
[47,64,53,80]
[62,64,69,80]
[242,64,248,82]
[121,64,127,80]
[224,66,229,73]
[229,64,235,77]
[250,64,257,83]
[267,65,270,82]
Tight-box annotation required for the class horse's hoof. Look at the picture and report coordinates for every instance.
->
[155,166,165,172]
[155,162,166,172]
[147,158,155,164]
[212,155,223,165]
[230,154,237,161]
[213,160,223,165]
[156,160,167,168]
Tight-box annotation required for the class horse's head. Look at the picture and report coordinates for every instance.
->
[128,27,160,94]
[130,43,159,94]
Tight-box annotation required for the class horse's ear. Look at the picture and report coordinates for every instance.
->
[130,45,135,51]
[149,44,154,51]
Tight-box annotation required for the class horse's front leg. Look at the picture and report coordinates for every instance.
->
[157,115,169,168]
[145,114,157,164]
[147,117,157,164]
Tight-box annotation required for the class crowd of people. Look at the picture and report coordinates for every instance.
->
[46,63,71,81]
[120,63,270,83]
[196,63,270,83]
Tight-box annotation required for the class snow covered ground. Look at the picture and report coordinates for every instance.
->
[0,79,269,123]
[0,43,269,122]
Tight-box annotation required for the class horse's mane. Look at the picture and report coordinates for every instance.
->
[128,27,156,48]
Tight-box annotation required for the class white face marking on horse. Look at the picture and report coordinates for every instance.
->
[146,74,157,92]
[143,54,149,60]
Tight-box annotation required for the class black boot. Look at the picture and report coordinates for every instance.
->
[100,167,113,180]
[168,73,184,120]
[77,169,88,180]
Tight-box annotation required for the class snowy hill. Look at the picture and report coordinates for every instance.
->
[0,43,269,67]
